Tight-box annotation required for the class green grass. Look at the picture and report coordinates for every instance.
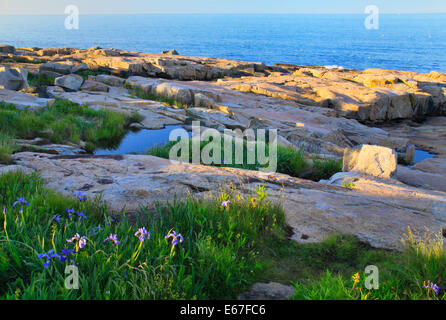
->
[256,233,396,286]
[0,171,283,299]
[276,145,309,176]
[0,133,15,164]
[147,140,299,172]
[75,70,103,81]
[125,83,191,109]
[0,171,444,300]
[292,229,446,300]
[310,157,343,181]
[27,73,55,88]
[2,57,45,65]
[0,98,141,158]
[146,140,342,181]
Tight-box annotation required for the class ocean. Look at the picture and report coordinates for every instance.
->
[0,14,445,73]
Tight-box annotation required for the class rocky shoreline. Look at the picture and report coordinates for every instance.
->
[1,44,446,250]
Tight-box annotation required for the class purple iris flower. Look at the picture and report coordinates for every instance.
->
[59,247,77,262]
[38,249,60,269]
[423,281,441,296]
[73,191,87,202]
[66,233,87,249]
[13,197,30,208]
[165,230,184,246]
[135,227,150,242]
[66,208,75,219]
[221,200,232,208]
[52,215,61,223]
[104,234,119,246]
[77,211,87,221]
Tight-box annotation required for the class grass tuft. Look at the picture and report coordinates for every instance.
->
[125,83,191,109]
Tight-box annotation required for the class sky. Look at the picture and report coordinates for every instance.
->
[1,0,445,14]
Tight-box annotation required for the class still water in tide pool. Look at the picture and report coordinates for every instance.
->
[94,125,185,155]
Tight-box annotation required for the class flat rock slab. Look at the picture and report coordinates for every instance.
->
[0,89,53,109]
[45,87,183,129]
[9,152,446,250]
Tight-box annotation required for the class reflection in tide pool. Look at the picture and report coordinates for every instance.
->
[94,125,185,155]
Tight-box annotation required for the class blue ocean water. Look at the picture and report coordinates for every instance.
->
[0,14,445,73]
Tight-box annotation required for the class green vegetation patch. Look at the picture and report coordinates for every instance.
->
[27,73,55,88]
[0,171,283,299]
[292,228,446,300]
[125,83,191,109]
[146,140,340,181]
[0,171,444,300]
[0,98,141,162]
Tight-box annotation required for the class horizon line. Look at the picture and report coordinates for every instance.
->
[1,12,446,15]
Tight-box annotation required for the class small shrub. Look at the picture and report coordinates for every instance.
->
[75,70,103,81]
[276,146,309,177]
[0,99,135,152]
[0,133,14,164]
[27,73,55,88]
[146,141,310,176]
[125,84,191,109]
[342,180,356,189]
[311,157,342,181]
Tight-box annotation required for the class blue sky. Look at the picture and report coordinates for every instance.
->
[1,0,445,14]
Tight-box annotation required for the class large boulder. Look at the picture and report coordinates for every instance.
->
[39,62,73,75]
[72,63,89,73]
[0,67,28,91]
[0,44,15,54]
[54,74,84,91]
[343,144,398,179]
[161,49,180,55]
[80,80,109,92]
[93,74,126,87]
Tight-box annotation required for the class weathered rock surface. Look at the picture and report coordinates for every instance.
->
[54,74,84,91]
[43,86,182,129]
[343,145,398,179]
[238,282,295,300]
[90,74,126,87]
[39,62,73,75]
[0,66,28,90]
[217,67,446,122]
[2,47,446,252]
[161,49,180,56]
[9,46,446,123]
[0,44,15,54]
[124,76,412,158]
[381,117,446,192]
[397,165,446,193]
[0,89,53,109]
[6,152,446,250]
[80,80,109,92]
